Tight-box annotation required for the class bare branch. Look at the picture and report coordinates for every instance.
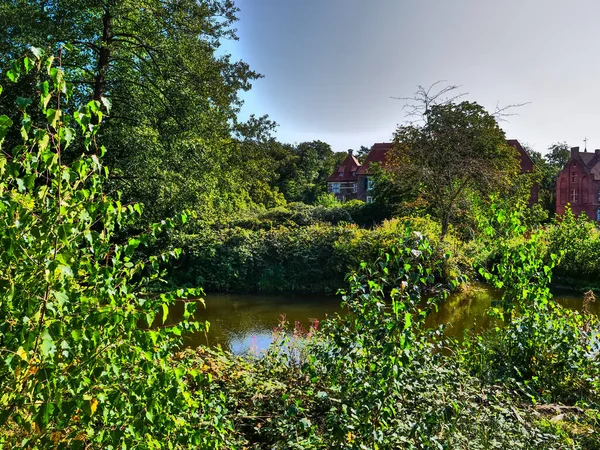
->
[491,101,532,122]
[392,81,468,122]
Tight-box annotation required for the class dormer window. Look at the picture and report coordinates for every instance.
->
[338,172,343,177]
[351,171,356,176]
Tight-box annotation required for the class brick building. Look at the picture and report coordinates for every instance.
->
[555,146,600,222]
[326,149,361,201]
[327,143,391,202]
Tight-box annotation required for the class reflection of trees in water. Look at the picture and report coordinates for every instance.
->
[425,285,498,340]
[426,283,595,340]
[177,294,341,353]
[176,285,593,352]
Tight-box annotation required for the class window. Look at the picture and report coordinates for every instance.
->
[571,172,577,183]
[597,208,600,222]
[353,183,358,193]
[366,196,373,204]
[338,172,344,178]
[597,189,600,202]
[351,170,356,176]
[571,189,578,203]
[367,178,375,191]
[331,183,340,193]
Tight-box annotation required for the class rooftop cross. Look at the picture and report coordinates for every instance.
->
[584,137,588,151]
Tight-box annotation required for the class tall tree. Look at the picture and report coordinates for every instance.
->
[0,0,268,222]
[388,101,520,238]
[546,142,570,169]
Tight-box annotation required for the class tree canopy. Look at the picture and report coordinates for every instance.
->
[386,101,520,237]
[0,0,270,222]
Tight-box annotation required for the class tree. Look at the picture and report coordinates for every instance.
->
[546,142,570,169]
[349,145,371,163]
[0,0,268,223]
[388,101,520,239]
[523,142,571,218]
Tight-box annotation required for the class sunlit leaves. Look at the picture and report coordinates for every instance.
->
[0,48,202,448]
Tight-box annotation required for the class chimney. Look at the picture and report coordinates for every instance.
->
[571,146,580,157]
[347,149,353,156]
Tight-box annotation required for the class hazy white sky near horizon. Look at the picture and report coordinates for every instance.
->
[227,0,599,154]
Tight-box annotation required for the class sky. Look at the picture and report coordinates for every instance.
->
[225,0,600,155]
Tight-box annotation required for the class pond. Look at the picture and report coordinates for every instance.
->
[172,283,599,354]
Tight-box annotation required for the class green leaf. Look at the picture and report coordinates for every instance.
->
[100,96,112,114]
[60,127,75,149]
[0,115,12,141]
[6,69,18,83]
[404,312,412,330]
[23,57,33,74]
[53,290,69,308]
[46,108,60,128]
[16,97,32,111]
[162,303,169,324]
[40,329,56,357]
[30,46,43,59]
[35,401,54,429]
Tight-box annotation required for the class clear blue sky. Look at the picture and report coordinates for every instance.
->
[225,0,600,154]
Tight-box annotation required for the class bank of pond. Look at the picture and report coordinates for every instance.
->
[172,282,599,354]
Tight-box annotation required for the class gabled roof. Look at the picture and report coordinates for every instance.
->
[356,143,392,175]
[506,139,535,173]
[327,152,361,182]
[579,152,596,166]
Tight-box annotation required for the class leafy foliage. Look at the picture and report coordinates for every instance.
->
[386,101,521,238]
[178,229,596,448]
[0,49,216,449]
[0,0,271,223]
[170,215,472,294]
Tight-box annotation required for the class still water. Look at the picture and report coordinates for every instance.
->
[173,284,599,354]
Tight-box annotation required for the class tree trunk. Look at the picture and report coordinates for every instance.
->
[440,212,450,241]
[93,6,112,101]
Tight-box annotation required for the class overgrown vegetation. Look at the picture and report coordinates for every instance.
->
[1,4,599,448]
[176,212,600,449]
[169,215,472,294]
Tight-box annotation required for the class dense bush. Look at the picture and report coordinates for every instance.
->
[547,207,600,286]
[217,199,392,231]
[169,216,474,293]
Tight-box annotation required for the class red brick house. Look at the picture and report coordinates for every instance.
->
[327,143,391,202]
[326,149,361,201]
[356,143,392,203]
[328,140,536,204]
[555,146,600,222]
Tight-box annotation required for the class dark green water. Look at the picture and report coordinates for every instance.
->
[174,284,599,354]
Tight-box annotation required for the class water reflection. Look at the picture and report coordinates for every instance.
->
[173,293,340,353]
[169,284,599,355]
